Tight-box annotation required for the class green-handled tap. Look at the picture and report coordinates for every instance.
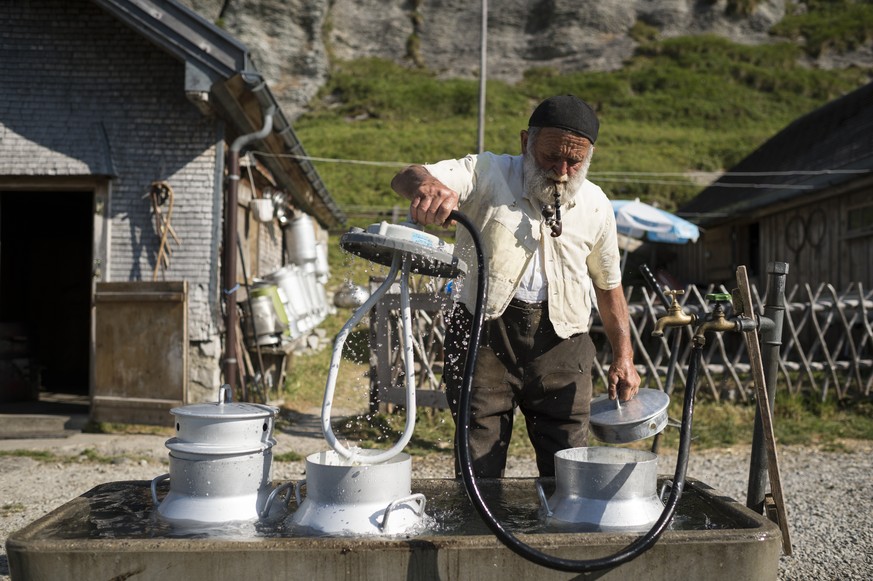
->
[705,292,733,305]
[692,292,739,347]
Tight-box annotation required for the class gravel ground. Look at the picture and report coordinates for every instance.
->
[1,419,871,581]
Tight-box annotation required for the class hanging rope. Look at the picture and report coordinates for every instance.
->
[148,181,182,280]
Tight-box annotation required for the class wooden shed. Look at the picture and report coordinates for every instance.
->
[0,0,345,427]
[668,82,873,291]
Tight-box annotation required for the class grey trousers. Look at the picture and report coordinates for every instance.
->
[443,300,595,478]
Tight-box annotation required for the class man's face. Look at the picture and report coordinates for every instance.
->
[521,127,593,205]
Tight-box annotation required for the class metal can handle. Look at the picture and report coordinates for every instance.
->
[293,479,307,506]
[380,493,426,533]
[150,473,170,506]
[260,481,295,519]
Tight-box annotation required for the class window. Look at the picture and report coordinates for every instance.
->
[846,201,873,239]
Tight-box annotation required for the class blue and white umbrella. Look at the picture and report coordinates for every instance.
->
[612,199,700,244]
[611,199,700,273]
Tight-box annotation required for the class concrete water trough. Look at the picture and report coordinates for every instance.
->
[6,476,781,580]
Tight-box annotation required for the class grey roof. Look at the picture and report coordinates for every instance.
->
[92,0,252,84]
[92,0,345,227]
[680,81,873,227]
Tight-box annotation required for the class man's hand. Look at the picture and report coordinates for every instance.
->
[391,165,459,227]
[608,356,641,401]
[410,180,459,227]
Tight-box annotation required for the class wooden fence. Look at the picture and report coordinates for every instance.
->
[369,281,873,410]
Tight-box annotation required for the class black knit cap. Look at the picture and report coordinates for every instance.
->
[528,95,599,144]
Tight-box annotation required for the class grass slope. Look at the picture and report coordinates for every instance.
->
[293,34,869,218]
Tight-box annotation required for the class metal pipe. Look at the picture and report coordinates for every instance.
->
[746,262,789,512]
[477,0,487,153]
[222,90,275,397]
[320,255,412,464]
[664,331,682,396]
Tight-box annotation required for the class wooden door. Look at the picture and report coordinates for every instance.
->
[92,281,187,426]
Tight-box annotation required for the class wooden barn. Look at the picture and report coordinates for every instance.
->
[669,82,873,291]
[0,0,344,429]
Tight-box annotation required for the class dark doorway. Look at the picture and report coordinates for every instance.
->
[0,191,93,401]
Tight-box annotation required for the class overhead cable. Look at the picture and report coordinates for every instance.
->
[250,150,868,188]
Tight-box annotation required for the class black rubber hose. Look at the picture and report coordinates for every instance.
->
[451,209,704,573]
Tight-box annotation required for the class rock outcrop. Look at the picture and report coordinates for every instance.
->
[179,1,850,119]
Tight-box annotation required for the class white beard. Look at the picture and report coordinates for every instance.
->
[522,150,591,207]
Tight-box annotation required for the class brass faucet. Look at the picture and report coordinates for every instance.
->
[692,293,739,347]
[652,289,697,337]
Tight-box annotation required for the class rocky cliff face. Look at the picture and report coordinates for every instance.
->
[329,0,785,79]
[181,0,790,118]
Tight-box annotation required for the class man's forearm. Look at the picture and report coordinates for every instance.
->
[594,285,633,360]
[594,284,640,399]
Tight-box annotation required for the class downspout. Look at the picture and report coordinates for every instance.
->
[223,80,275,397]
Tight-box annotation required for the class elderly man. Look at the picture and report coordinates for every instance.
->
[391,95,640,477]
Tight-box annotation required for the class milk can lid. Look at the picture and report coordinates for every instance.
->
[589,388,670,428]
[170,400,276,420]
[170,386,277,420]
